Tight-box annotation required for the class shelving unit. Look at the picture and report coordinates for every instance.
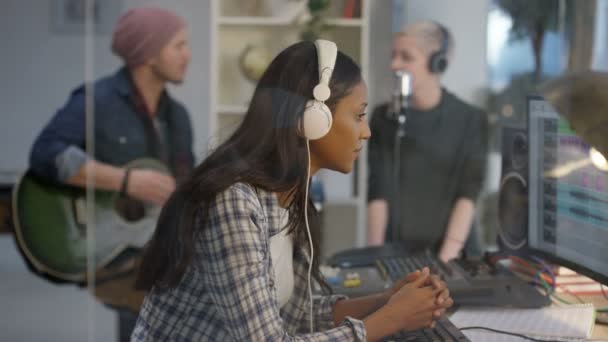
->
[209,0,370,248]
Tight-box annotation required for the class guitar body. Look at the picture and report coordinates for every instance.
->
[12,159,167,282]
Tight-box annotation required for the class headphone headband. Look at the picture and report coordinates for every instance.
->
[435,22,449,56]
[300,39,338,141]
[429,22,450,74]
[312,40,338,102]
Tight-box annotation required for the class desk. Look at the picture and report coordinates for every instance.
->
[450,293,607,340]
[504,259,608,338]
[594,322,608,338]
[562,293,608,338]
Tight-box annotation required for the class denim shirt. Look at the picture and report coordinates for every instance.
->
[132,183,366,341]
[29,67,194,182]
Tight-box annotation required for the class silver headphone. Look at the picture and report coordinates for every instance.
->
[300,39,337,140]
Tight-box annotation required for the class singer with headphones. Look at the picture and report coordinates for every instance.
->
[131,40,452,341]
[367,21,489,262]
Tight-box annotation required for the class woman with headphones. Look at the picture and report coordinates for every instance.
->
[367,21,489,262]
[131,40,452,341]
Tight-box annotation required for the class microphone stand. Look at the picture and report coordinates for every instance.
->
[388,71,410,244]
[391,107,407,242]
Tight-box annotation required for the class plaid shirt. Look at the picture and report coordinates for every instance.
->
[132,183,366,341]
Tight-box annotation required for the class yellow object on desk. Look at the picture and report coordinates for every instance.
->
[343,278,361,288]
[343,272,361,288]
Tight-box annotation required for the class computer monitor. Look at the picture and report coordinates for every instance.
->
[527,95,608,285]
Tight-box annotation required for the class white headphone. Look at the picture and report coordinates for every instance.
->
[300,39,338,334]
[300,39,338,140]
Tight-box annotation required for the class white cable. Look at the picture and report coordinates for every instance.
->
[304,139,314,334]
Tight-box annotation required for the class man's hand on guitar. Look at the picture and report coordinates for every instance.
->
[127,169,176,206]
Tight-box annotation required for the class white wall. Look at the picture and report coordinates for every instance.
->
[593,0,608,70]
[0,0,210,183]
[366,0,489,110]
[401,0,489,107]
[368,0,397,110]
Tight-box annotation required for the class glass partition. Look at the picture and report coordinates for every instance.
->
[1,1,607,341]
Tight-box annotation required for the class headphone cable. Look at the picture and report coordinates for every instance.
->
[304,139,314,334]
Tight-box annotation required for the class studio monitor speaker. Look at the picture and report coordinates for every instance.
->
[498,124,529,254]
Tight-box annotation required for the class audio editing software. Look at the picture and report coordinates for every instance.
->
[528,98,608,278]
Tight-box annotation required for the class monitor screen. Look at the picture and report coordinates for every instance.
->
[527,96,608,285]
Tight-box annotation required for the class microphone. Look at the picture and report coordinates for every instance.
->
[390,71,412,121]
[388,71,412,242]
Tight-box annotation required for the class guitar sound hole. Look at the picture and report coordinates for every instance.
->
[114,197,146,222]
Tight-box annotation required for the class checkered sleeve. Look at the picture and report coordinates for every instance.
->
[280,243,366,341]
[198,183,366,341]
[310,294,366,341]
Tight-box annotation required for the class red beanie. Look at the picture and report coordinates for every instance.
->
[111,7,186,67]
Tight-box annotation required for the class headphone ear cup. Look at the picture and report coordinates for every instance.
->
[429,51,448,74]
[301,100,333,140]
[436,55,447,73]
[429,52,447,74]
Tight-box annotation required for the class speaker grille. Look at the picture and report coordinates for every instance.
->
[498,172,528,250]
[498,126,529,253]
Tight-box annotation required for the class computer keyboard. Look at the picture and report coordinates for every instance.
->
[325,244,551,308]
[374,251,551,308]
[377,250,465,282]
[383,316,470,341]
[328,242,423,268]
[452,257,496,280]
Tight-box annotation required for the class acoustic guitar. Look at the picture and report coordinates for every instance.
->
[12,158,167,282]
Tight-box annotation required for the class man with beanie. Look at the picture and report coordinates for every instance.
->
[29,7,194,340]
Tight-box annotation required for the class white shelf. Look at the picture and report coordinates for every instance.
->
[326,18,363,27]
[210,0,370,247]
[219,0,307,26]
[219,16,296,26]
[219,16,364,27]
[217,105,247,115]
[0,170,20,185]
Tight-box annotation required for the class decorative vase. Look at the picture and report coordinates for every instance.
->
[239,44,273,83]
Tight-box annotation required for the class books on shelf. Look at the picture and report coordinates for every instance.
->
[555,266,606,295]
[219,0,307,25]
[342,0,363,18]
[510,259,605,296]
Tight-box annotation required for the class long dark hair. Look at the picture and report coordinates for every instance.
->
[136,41,362,291]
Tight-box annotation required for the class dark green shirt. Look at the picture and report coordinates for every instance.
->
[367,89,488,250]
